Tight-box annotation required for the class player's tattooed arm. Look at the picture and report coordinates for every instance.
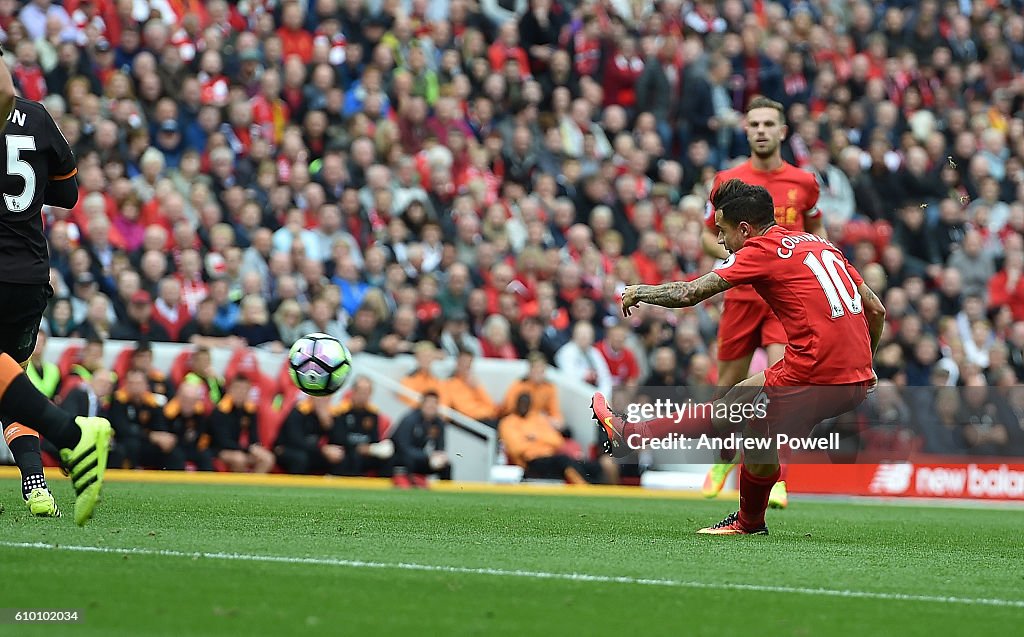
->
[621,273,732,316]
[859,283,886,354]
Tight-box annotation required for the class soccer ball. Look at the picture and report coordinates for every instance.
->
[288,333,352,397]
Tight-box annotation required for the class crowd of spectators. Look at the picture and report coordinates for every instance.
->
[11,0,1024,463]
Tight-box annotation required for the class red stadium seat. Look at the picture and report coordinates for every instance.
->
[259,392,297,453]
[169,349,195,387]
[276,358,300,401]
[56,343,82,377]
[224,348,275,401]
[112,346,135,381]
[378,413,394,439]
[56,375,83,404]
[254,376,278,405]
[224,348,259,381]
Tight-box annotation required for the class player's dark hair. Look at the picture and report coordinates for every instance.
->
[746,95,786,121]
[711,179,776,229]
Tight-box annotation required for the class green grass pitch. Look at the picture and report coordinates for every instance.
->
[1,477,1022,636]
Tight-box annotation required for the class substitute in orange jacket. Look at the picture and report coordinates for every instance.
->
[442,350,498,425]
[501,352,564,431]
[498,392,586,484]
[400,340,444,407]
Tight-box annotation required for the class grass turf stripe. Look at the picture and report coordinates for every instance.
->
[7,466,1024,509]
[3,540,1023,609]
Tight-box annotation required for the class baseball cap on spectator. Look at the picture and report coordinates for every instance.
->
[131,290,152,305]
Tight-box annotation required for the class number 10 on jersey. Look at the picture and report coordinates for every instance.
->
[803,251,862,318]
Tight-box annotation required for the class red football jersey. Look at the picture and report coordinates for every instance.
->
[705,161,820,302]
[713,226,874,385]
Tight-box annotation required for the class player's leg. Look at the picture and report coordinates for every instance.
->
[0,287,59,515]
[701,354,752,498]
[702,298,762,497]
[597,455,619,485]
[594,370,767,456]
[697,371,781,535]
[698,374,873,536]
[189,446,216,472]
[164,445,187,471]
[275,447,311,474]
[0,282,111,522]
[763,320,789,509]
[0,353,111,525]
[218,449,249,472]
[3,423,59,517]
[248,445,276,473]
[525,455,588,484]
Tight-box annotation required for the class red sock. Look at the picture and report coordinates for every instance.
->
[738,465,781,530]
[623,403,713,441]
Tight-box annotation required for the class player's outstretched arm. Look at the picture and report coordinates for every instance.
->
[0,55,15,130]
[621,273,732,316]
[858,282,886,354]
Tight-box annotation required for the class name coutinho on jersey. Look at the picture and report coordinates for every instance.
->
[775,233,836,259]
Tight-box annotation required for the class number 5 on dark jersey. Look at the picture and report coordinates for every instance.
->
[0,96,79,286]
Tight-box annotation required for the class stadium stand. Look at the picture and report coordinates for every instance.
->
[5,0,1024,482]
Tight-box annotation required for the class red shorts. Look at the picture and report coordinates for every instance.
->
[754,358,872,438]
[717,296,787,361]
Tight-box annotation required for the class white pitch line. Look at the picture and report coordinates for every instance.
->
[2,540,1023,609]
